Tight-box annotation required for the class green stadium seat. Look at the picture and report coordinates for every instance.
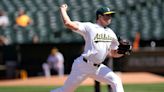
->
[66,0,79,8]
[35,11,46,27]
[128,10,140,39]
[79,8,94,22]
[79,0,90,9]
[125,0,136,7]
[118,14,129,39]
[0,0,163,44]
[45,0,58,11]
[152,21,163,40]
[26,27,36,42]
[68,9,81,21]
[2,0,16,13]
[36,26,49,43]
[14,29,26,44]
[33,0,48,12]
[1,27,14,44]
[60,31,74,43]
[12,0,26,9]
[71,32,83,42]
[114,0,126,11]
[140,8,152,40]
[47,11,59,31]
[53,0,65,6]
[102,0,115,9]
[24,0,37,12]
[151,5,161,21]
[90,0,101,8]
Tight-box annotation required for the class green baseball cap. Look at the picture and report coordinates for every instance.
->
[96,7,115,15]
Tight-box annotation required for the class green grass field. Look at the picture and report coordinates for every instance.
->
[0,83,164,92]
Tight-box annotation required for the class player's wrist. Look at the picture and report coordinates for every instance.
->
[60,4,68,11]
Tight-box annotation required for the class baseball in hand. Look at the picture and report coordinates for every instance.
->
[60,4,68,10]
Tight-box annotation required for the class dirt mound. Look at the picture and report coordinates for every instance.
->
[0,72,163,86]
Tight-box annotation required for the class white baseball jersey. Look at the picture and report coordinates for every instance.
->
[74,21,119,64]
[51,21,124,92]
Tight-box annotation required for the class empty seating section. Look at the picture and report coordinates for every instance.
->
[24,0,37,12]
[45,0,58,11]
[140,7,152,40]
[115,13,130,39]
[0,0,163,44]
[125,0,136,7]
[2,0,16,13]
[47,11,59,31]
[114,0,126,11]
[128,11,140,39]
[79,0,90,8]
[102,0,114,9]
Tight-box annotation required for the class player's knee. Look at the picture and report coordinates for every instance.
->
[106,74,122,87]
[42,63,48,69]
[111,75,122,87]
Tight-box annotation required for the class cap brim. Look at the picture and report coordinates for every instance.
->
[104,11,115,15]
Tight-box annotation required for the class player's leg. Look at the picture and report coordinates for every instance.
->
[94,80,101,92]
[89,64,124,92]
[50,58,88,92]
[42,63,51,77]
[58,66,64,76]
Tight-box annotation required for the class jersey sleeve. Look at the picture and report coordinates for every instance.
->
[111,38,119,50]
[73,21,89,36]
[110,29,119,50]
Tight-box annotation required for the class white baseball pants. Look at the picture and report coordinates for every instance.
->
[50,56,124,92]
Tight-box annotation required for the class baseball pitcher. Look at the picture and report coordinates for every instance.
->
[51,4,131,92]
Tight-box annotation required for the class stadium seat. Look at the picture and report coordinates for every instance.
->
[36,26,49,43]
[47,11,59,31]
[125,0,136,7]
[0,0,163,44]
[102,0,115,9]
[67,9,80,21]
[32,0,48,12]
[14,29,26,44]
[128,10,140,39]
[2,0,16,13]
[79,8,94,22]
[66,0,79,8]
[24,0,37,12]
[140,7,152,40]
[45,0,58,11]
[114,0,126,11]
[12,0,26,9]
[152,21,163,40]
[53,0,65,6]
[60,31,74,43]
[1,27,15,44]
[79,0,90,9]
[151,5,161,21]
[90,0,101,8]
[35,11,46,27]
[119,14,129,39]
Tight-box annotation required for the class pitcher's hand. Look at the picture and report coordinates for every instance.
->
[60,4,68,11]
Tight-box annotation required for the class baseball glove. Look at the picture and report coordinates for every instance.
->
[117,37,132,55]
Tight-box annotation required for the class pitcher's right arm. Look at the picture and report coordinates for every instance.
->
[60,4,79,31]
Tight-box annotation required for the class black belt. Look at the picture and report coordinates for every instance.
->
[83,58,100,67]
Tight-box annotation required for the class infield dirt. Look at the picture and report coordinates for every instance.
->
[0,72,164,86]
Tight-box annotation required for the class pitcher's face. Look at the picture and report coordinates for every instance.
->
[99,14,112,27]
